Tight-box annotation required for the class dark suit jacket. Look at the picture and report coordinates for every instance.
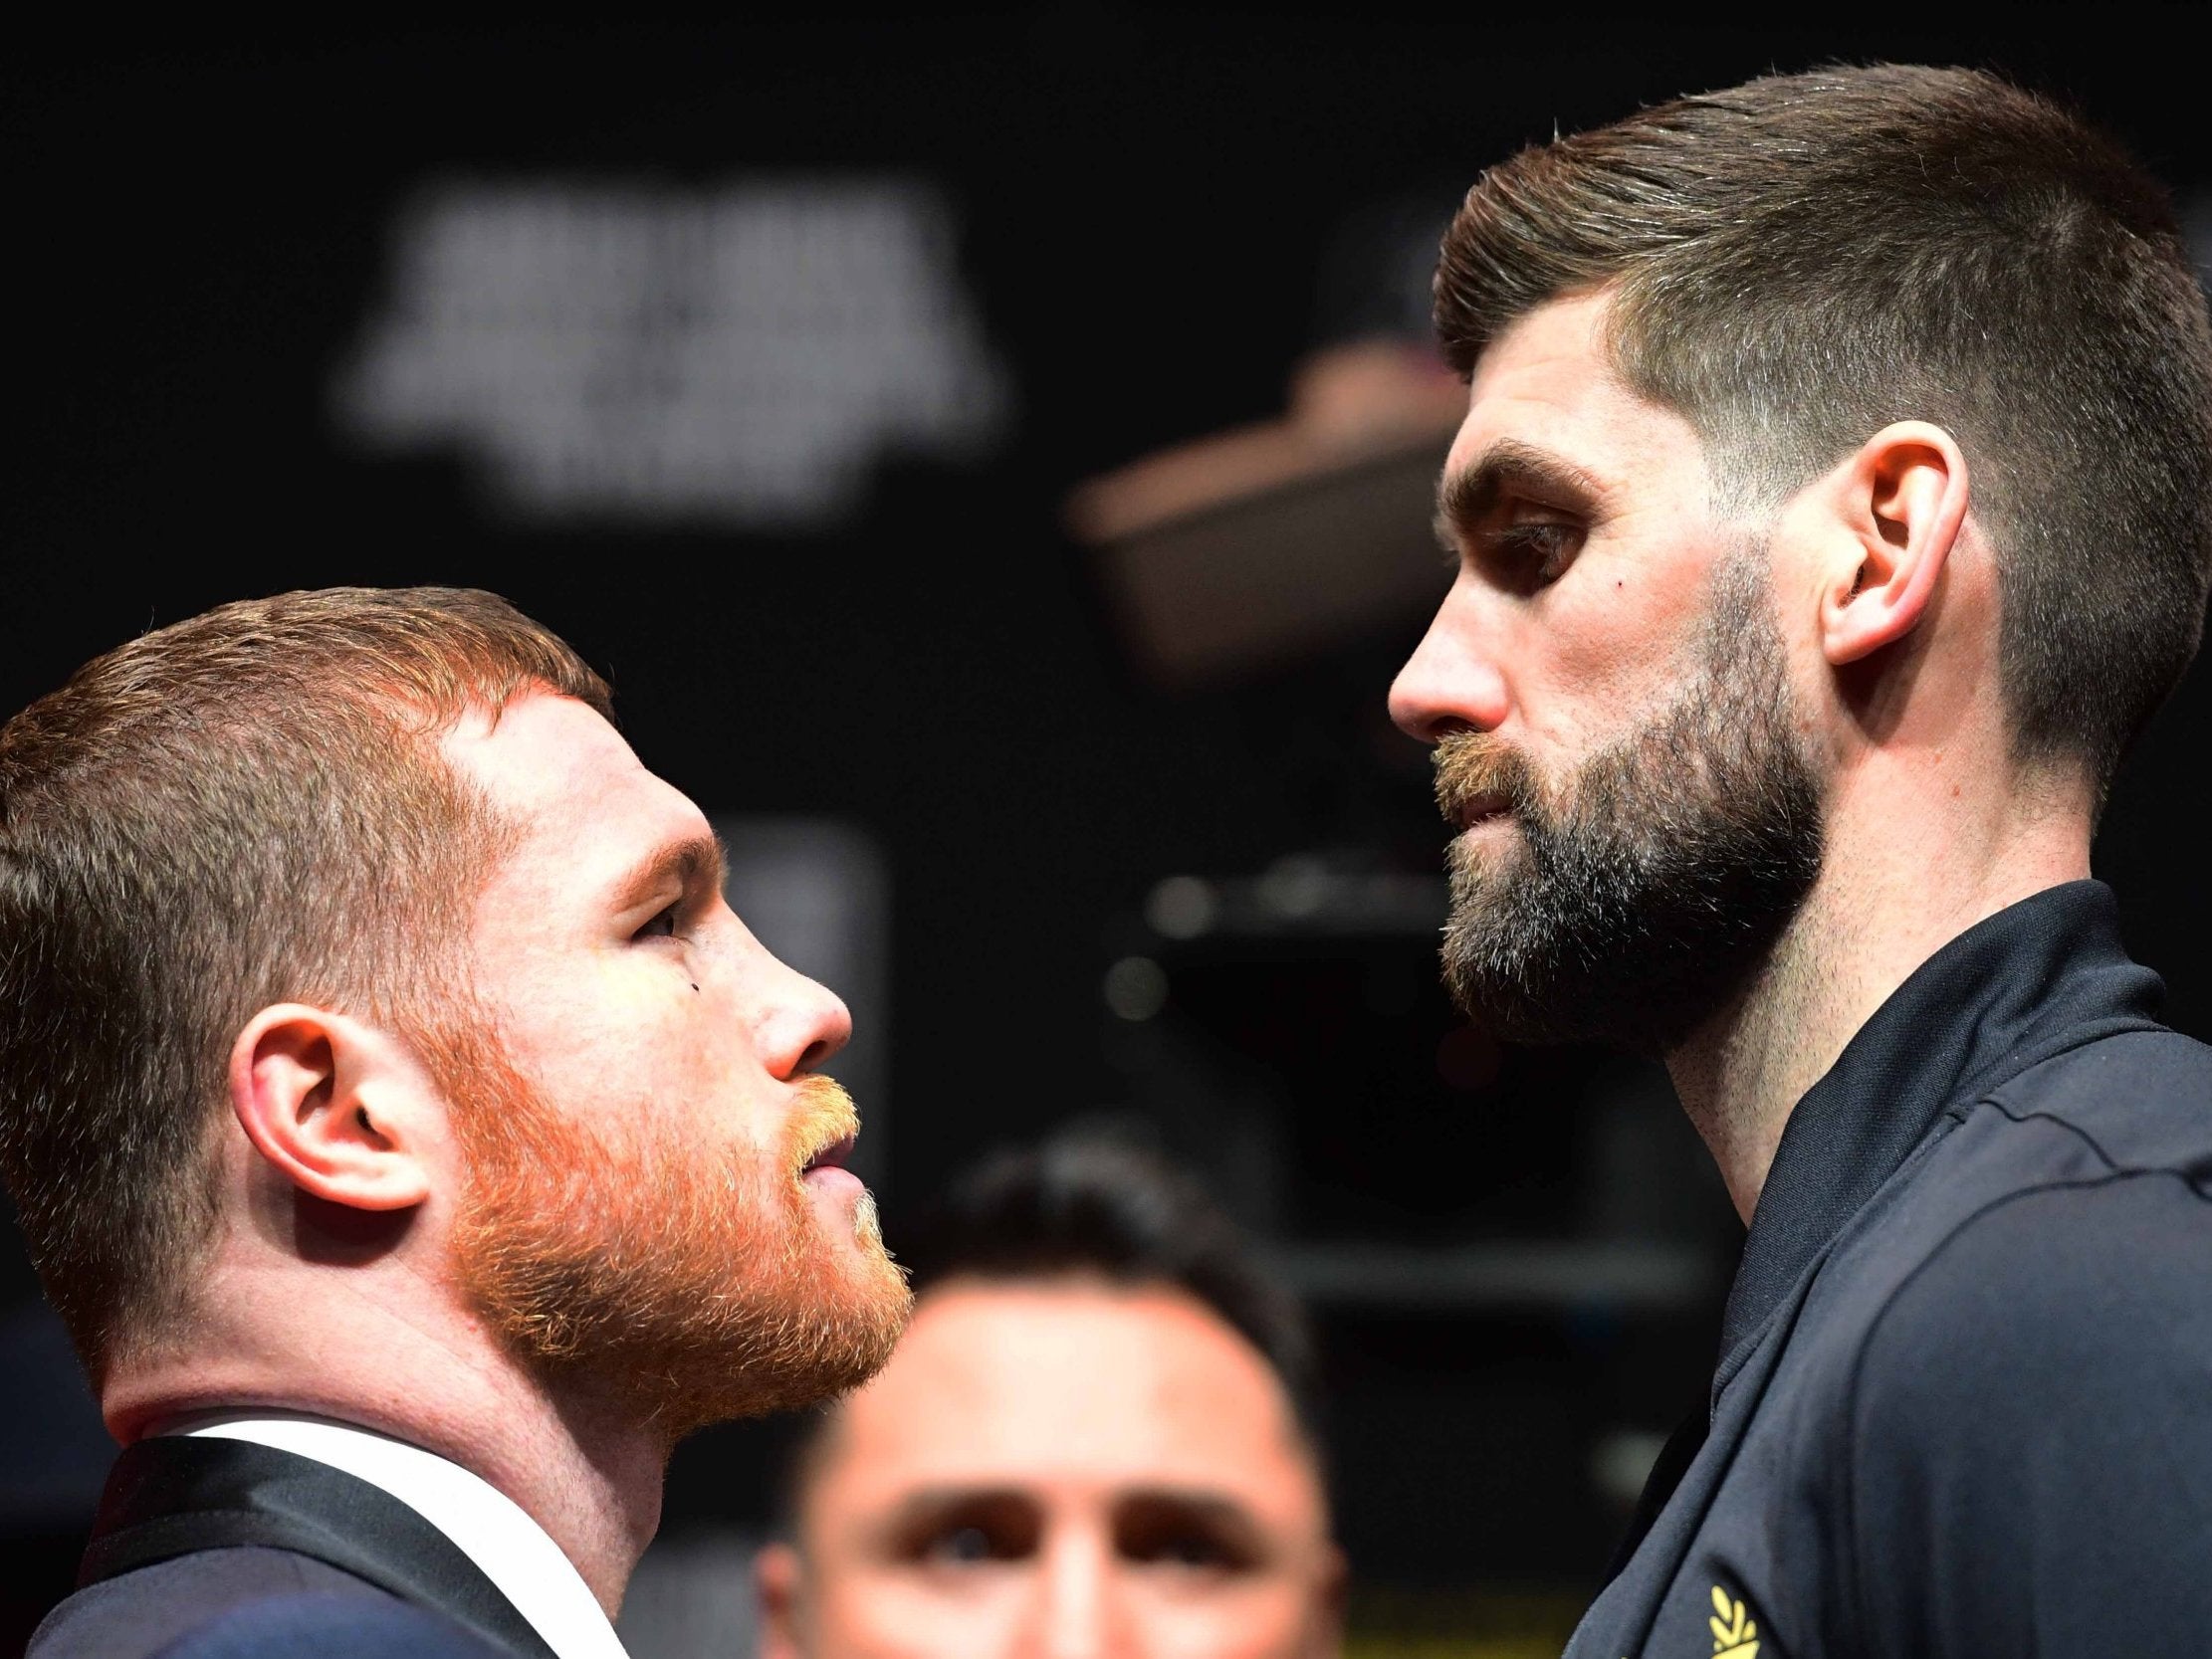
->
[30,1436,561,1659]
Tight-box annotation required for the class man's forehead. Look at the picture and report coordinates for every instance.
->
[441,692,702,858]
[1449,291,1705,494]
[826,1284,1303,1487]
[1470,291,1614,393]
[1454,295,1621,458]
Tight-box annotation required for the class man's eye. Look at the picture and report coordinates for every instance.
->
[634,905,679,941]
[1114,1501,1259,1574]
[917,1521,1030,1565]
[1121,1530,1239,1569]
[928,1526,995,1563]
[1489,519,1581,584]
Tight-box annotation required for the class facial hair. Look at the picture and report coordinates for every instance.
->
[431,1032,911,1440]
[1433,541,1825,1052]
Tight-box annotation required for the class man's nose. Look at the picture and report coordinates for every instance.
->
[1027,1533,1119,1659]
[1388,585,1510,742]
[754,954,853,1079]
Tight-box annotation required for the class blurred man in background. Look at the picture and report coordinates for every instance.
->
[1392,65,2212,1655]
[755,1137,1343,1659]
[0,589,909,1658]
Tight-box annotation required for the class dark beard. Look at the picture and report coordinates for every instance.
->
[1435,546,1824,1052]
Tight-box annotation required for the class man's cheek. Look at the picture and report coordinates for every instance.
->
[505,966,694,1084]
[1554,628,1671,722]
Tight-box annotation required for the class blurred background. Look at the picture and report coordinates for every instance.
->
[6,10,2209,1655]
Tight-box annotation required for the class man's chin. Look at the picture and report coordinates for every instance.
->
[466,1196,909,1437]
[1443,959,1598,1048]
[628,1249,909,1437]
[1441,892,1670,1049]
[1442,898,1793,1054]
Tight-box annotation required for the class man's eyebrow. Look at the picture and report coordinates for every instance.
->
[870,1486,1039,1545]
[871,1484,1265,1549]
[1113,1485,1263,1528]
[607,830,726,914]
[1435,438,1604,551]
[884,1485,1031,1520]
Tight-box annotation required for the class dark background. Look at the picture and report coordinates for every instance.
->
[7,10,2209,1652]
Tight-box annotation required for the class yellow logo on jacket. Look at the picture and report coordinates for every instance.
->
[1708,1584,1759,1658]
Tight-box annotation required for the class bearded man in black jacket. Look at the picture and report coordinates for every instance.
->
[0,588,911,1658]
[1391,64,2212,1658]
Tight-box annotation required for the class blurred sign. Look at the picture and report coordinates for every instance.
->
[333,179,1009,527]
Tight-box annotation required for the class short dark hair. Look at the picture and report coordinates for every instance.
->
[0,588,611,1375]
[779,1135,1321,1523]
[903,1136,1318,1423]
[1434,63,2212,797]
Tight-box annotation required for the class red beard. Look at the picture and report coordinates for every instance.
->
[426,1027,909,1439]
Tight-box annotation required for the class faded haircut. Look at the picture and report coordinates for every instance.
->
[1435,63,2212,797]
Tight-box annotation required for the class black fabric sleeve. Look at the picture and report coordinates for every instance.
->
[1839,1173,2212,1657]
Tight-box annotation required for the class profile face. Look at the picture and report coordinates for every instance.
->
[435,691,909,1422]
[760,1280,1343,1659]
[1388,292,1825,1047]
[1390,290,1738,771]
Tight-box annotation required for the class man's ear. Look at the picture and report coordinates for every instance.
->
[228,1004,434,1211]
[1816,421,1970,667]
[754,1542,806,1659]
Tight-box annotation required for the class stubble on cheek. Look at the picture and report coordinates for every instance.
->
[1429,534,1827,1050]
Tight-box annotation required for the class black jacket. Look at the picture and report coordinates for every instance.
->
[31,1435,558,1659]
[1569,881,2212,1657]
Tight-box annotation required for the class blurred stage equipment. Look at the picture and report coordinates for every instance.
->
[1068,336,1466,689]
[332,179,1008,528]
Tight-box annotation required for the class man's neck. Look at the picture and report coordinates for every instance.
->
[1664,777,2093,1224]
[109,1262,664,1615]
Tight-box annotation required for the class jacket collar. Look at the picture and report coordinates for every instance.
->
[1715,880,2165,1386]
[80,1433,559,1659]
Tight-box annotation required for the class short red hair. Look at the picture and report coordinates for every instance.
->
[0,587,611,1375]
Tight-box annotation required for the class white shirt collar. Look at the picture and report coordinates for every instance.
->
[169,1411,630,1659]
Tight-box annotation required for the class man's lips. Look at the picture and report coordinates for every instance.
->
[802,1135,857,1175]
[1451,792,1514,831]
